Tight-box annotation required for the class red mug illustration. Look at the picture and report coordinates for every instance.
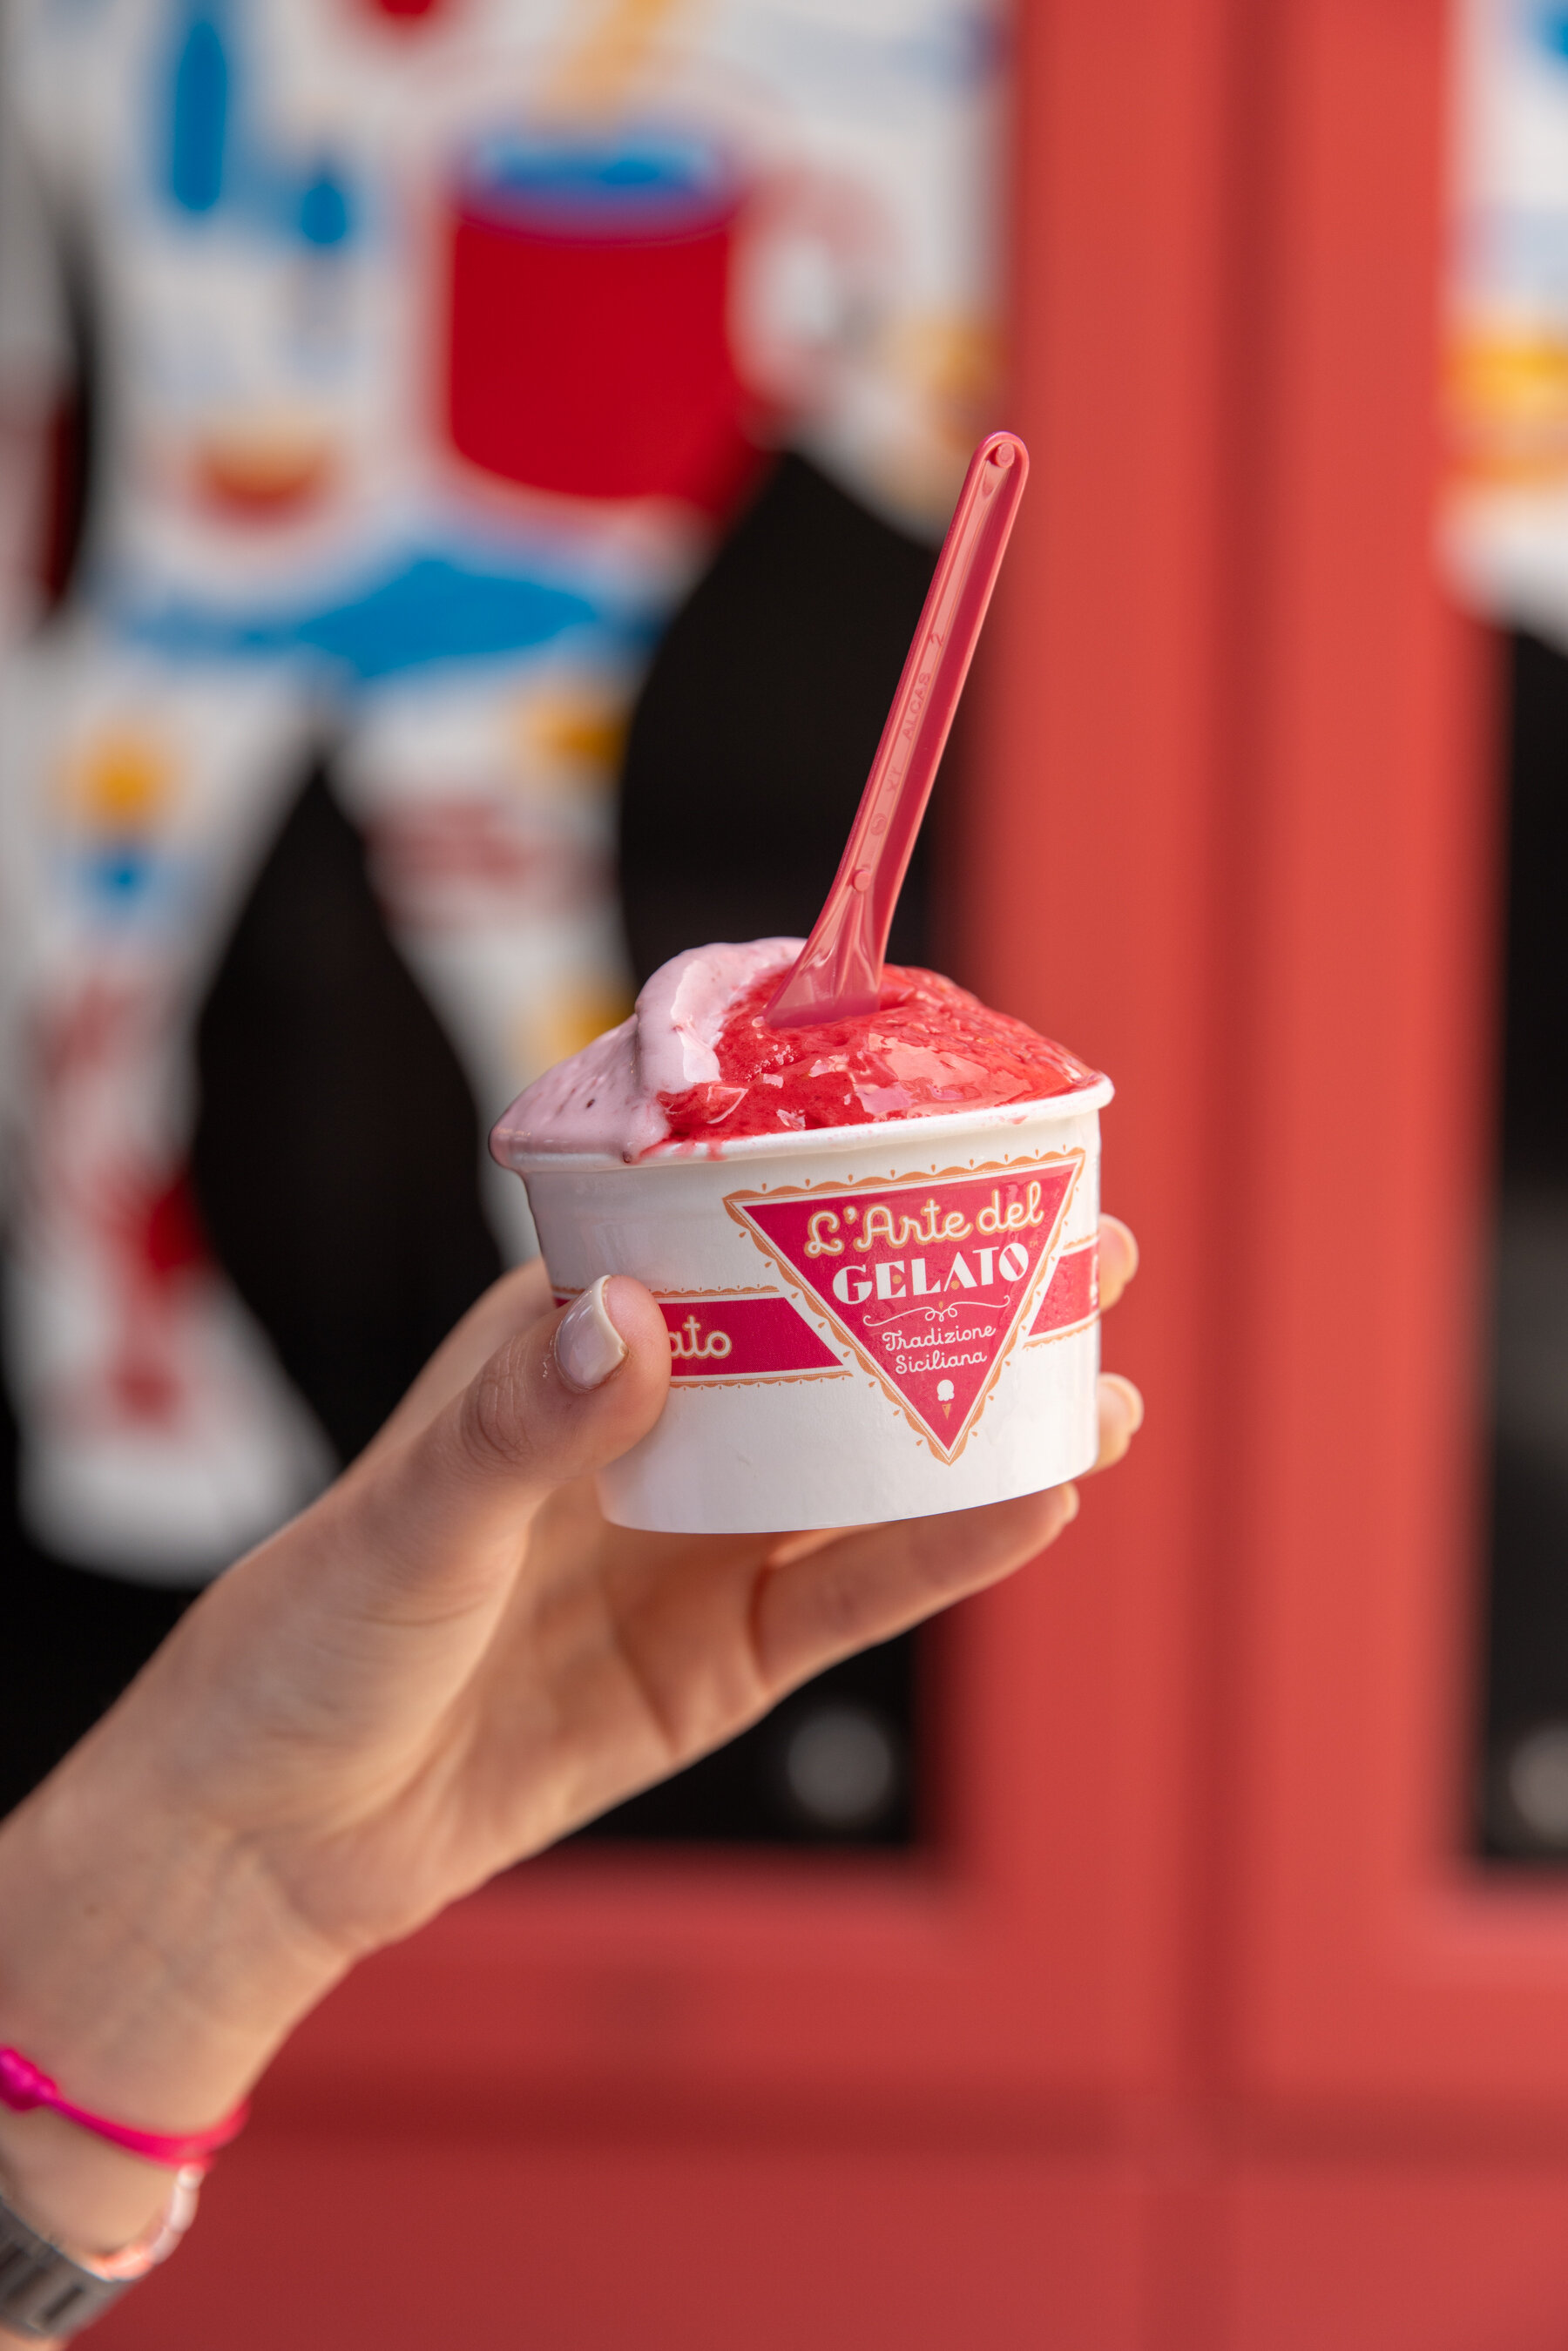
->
[443,124,879,513]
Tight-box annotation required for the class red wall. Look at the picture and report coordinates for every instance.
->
[102,4,1568,2345]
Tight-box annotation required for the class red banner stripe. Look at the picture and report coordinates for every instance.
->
[556,1293,842,1376]
[659,1297,842,1377]
[1028,1241,1098,1338]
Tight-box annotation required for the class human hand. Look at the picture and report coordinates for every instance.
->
[171,1210,1141,1947]
[0,1219,1139,2260]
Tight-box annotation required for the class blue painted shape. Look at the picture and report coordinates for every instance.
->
[1535,0,1568,57]
[298,556,599,677]
[84,845,156,902]
[462,125,733,234]
[120,552,615,681]
[168,11,229,213]
[299,162,352,249]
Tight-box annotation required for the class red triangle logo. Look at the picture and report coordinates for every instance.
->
[726,1156,1082,1459]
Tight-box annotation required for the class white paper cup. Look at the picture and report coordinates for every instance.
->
[491,1078,1112,1533]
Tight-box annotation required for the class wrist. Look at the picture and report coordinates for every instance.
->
[0,1716,346,2252]
[0,2148,203,2348]
[0,2107,172,2276]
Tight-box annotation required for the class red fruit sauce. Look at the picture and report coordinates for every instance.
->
[658,965,1098,1144]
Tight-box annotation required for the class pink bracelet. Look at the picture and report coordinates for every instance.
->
[0,2047,248,2173]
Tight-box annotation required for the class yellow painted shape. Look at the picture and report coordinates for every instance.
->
[1447,328,1568,483]
[885,311,1004,458]
[511,690,629,790]
[67,731,178,831]
[524,984,635,1078]
[542,0,692,117]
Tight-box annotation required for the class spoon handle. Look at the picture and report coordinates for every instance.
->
[765,429,1030,1030]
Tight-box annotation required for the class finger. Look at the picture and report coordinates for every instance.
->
[752,1484,1079,1697]
[169,1287,672,1828]
[362,1260,555,1463]
[761,1334,1142,1581]
[1087,1371,1144,1475]
[763,1524,862,1568]
[330,1275,672,1623]
[762,1362,1143,1594]
[1097,1215,1139,1314]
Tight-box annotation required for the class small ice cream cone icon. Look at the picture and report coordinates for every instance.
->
[937,1378,955,1421]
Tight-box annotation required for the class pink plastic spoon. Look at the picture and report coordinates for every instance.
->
[765,428,1030,1030]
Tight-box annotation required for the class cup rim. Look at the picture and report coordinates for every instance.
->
[496,1073,1112,1174]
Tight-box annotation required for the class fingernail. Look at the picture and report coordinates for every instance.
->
[554,1277,628,1392]
[1101,1373,1145,1434]
[1059,1483,1080,1524]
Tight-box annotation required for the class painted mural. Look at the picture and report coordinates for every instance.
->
[0,0,1004,1581]
[1450,0,1568,633]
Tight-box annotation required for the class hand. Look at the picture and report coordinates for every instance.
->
[0,1219,1140,2264]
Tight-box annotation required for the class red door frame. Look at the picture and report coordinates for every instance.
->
[1219,0,1568,2122]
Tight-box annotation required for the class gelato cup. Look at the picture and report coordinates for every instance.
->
[492,1080,1111,1534]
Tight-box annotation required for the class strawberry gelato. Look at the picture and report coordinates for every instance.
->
[491,939,1100,1166]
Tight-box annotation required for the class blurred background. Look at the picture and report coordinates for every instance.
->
[0,0,995,1844]
[8,0,1568,2343]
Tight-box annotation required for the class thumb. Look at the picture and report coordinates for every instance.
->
[332,1276,671,1618]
